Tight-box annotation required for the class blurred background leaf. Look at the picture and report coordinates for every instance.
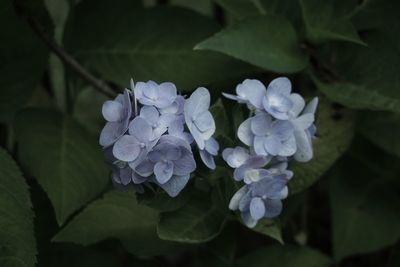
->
[0,0,49,123]
[330,153,400,260]
[236,245,331,267]
[14,109,109,225]
[299,0,365,45]
[195,14,308,73]
[288,97,355,194]
[63,0,255,90]
[0,147,36,267]
[53,190,184,258]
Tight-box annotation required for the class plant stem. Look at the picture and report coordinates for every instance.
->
[15,1,117,98]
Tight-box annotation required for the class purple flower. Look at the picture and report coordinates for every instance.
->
[229,165,292,228]
[168,116,194,144]
[140,106,175,139]
[233,155,271,183]
[112,117,156,167]
[262,77,294,120]
[199,137,219,170]
[99,89,132,147]
[222,79,266,109]
[290,97,318,162]
[135,135,196,185]
[238,113,296,157]
[159,95,185,115]
[134,81,177,109]
[222,147,250,168]
[184,87,216,149]
[111,165,147,186]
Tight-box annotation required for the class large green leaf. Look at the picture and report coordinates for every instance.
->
[195,15,308,73]
[171,0,213,16]
[330,158,400,260]
[358,111,400,158]
[53,190,182,257]
[351,0,400,32]
[0,147,36,267]
[252,219,283,244]
[0,1,49,122]
[157,187,229,243]
[288,97,355,194]
[213,0,262,19]
[137,187,191,212]
[14,109,109,225]
[64,0,254,90]
[314,80,400,113]
[210,99,230,139]
[193,225,236,267]
[44,0,70,110]
[300,0,365,45]
[235,245,331,267]
[214,0,301,25]
[73,87,108,135]
[343,30,400,91]
[322,31,400,112]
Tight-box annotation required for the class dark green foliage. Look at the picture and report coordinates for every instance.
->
[1,0,399,266]
[0,148,36,267]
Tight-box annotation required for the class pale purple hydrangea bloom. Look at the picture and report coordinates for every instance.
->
[135,81,177,109]
[238,113,296,157]
[199,137,219,170]
[222,79,266,109]
[262,77,295,120]
[229,165,292,228]
[184,87,219,168]
[290,97,319,162]
[135,135,196,184]
[184,87,216,150]
[223,77,317,228]
[99,80,219,197]
[222,147,250,168]
[99,89,132,147]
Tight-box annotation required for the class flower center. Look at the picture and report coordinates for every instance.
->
[245,169,260,182]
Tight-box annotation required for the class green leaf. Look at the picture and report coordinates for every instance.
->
[0,147,36,267]
[53,190,182,257]
[137,187,191,212]
[300,0,365,45]
[171,0,213,16]
[358,111,400,158]
[194,225,236,267]
[314,80,400,113]
[351,0,400,32]
[157,188,229,243]
[213,0,261,19]
[214,0,301,25]
[210,99,230,139]
[44,0,70,110]
[330,158,400,260]
[73,87,109,135]
[0,1,49,122]
[288,97,355,194]
[236,245,331,267]
[204,225,236,264]
[195,15,308,73]
[14,108,109,225]
[252,219,283,244]
[327,31,400,112]
[64,1,254,90]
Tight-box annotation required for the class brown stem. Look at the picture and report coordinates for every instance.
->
[15,1,117,98]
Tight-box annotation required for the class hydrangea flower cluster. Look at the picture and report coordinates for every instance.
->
[99,80,219,197]
[223,77,318,228]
